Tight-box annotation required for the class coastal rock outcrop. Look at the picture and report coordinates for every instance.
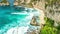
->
[30,16,40,26]
[0,0,9,6]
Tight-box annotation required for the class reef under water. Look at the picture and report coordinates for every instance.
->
[0,6,40,34]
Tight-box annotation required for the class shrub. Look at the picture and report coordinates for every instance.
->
[40,17,58,34]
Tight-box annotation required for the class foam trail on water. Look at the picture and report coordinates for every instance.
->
[0,6,41,34]
[11,12,27,15]
[6,26,29,34]
[6,13,34,34]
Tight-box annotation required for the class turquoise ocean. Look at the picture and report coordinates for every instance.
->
[0,6,40,34]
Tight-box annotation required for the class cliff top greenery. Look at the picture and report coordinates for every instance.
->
[40,17,60,34]
[1,0,7,3]
[40,0,60,34]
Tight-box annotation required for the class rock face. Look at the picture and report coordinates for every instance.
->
[14,0,31,6]
[26,29,39,34]
[30,16,40,26]
[45,0,60,23]
[45,3,60,22]
[0,1,9,6]
[14,0,45,8]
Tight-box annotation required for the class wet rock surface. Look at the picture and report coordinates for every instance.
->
[25,25,40,34]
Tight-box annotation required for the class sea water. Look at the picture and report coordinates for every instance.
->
[0,6,40,34]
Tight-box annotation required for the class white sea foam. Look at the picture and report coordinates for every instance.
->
[6,8,40,34]
[6,26,29,34]
[6,12,34,34]
[11,12,27,14]
[25,13,34,24]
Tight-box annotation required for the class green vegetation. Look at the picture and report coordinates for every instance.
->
[40,26,57,34]
[44,17,54,27]
[40,17,60,34]
[45,0,60,8]
[40,17,57,34]
[43,0,60,34]
[1,0,7,3]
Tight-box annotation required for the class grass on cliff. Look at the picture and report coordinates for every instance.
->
[40,17,60,34]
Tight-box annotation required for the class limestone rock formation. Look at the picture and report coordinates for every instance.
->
[45,0,60,22]
[0,0,9,6]
[30,16,40,26]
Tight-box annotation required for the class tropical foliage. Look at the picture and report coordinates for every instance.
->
[40,17,60,34]
[40,0,60,34]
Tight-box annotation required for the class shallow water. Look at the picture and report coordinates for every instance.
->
[0,6,40,34]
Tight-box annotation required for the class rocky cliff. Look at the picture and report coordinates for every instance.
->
[45,0,60,23]
[0,0,9,6]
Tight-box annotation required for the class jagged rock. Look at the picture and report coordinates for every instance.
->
[25,25,40,34]
[14,0,18,6]
[0,1,9,6]
[25,30,38,34]
[46,5,60,22]
[30,16,40,26]
[45,0,60,23]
